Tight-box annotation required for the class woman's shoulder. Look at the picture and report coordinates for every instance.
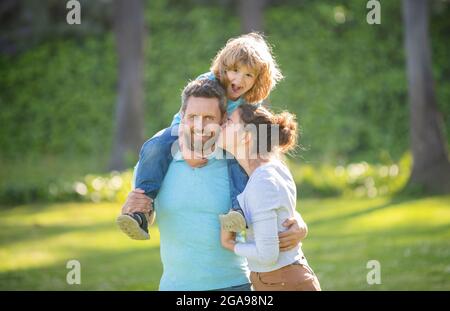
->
[251,161,295,192]
[248,163,281,193]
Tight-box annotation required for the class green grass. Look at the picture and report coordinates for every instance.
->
[0,195,449,290]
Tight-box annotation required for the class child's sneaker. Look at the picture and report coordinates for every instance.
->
[220,210,246,232]
[116,212,150,240]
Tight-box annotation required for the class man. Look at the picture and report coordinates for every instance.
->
[121,79,306,291]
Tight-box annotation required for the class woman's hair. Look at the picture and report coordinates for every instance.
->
[210,32,283,104]
[239,103,298,155]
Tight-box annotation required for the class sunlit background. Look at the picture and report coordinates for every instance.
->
[0,0,449,290]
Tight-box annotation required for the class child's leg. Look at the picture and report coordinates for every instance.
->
[219,157,249,232]
[135,124,179,198]
[117,124,179,240]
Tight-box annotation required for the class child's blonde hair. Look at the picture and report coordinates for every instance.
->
[210,32,283,104]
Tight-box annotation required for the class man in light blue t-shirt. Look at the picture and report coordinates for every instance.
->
[121,79,304,291]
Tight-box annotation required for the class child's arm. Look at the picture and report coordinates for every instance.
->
[134,124,179,199]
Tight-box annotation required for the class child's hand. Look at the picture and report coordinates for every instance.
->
[121,188,153,215]
[278,217,308,252]
[220,227,236,252]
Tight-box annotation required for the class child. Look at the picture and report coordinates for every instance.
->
[116,32,283,240]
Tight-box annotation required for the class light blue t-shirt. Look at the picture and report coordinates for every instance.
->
[171,72,245,126]
[154,151,249,291]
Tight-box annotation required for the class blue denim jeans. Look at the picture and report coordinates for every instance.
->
[134,124,248,211]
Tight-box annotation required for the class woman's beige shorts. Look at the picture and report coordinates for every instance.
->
[250,263,321,291]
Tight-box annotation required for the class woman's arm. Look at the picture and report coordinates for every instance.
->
[233,213,280,266]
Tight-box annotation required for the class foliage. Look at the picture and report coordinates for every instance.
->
[0,0,449,203]
[1,1,449,163]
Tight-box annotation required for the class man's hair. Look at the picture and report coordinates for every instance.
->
[181,79,227,116]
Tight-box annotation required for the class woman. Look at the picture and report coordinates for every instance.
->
[218,103,321,291]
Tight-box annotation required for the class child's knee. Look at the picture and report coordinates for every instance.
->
[139,127,177,164]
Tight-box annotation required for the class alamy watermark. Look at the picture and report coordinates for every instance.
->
[366,0,381,25]
[66,259,81,285]
[66,0,81,25]
[366,260,382,285]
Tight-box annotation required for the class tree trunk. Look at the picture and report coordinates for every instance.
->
[109,0,145,171]
[238,0,267,34]
[402,0,450,194]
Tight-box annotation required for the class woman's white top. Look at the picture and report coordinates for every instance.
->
[234,159,306,272]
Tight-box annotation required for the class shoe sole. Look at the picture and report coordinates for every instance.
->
[220,211,246,232]
[116,214,150,240]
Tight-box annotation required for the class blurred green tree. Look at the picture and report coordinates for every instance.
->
[238,0,268,33]
[403,0,450,194]
[109,0,146,171]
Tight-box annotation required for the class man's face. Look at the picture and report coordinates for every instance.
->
[181,96,224,156]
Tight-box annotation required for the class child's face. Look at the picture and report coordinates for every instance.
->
[225,63,257,100]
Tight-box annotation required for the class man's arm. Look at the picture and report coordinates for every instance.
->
[278,211,308,252]
[121,189,154,224]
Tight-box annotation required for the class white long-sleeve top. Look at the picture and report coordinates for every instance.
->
[234,159,307,272]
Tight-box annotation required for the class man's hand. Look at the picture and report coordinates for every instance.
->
[220,227,236,252]
[121,188,153,215]
[278,216,308,252]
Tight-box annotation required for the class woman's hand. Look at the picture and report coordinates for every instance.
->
[121,188,153,215]
[278,217,308,252]
[220,227,237,252]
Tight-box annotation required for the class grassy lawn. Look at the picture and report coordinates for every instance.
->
[0,195,449,290]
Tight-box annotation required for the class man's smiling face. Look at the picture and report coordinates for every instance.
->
[181,96,225,155]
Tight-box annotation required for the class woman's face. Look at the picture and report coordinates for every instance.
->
[218,109,247,156]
